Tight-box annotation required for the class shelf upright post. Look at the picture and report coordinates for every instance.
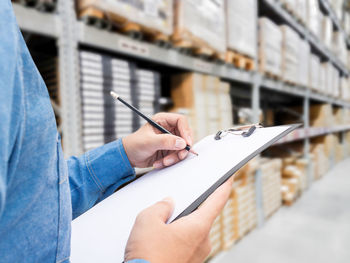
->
[304,88,312,188]
[57,0,83,157]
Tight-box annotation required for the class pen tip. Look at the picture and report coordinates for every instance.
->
[190,150,199,156]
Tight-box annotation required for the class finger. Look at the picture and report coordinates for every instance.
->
[153,113,193,146]
[162,152,182,167]
[149,134,186,152]
[141,197,175,223]
[191,176,234,227]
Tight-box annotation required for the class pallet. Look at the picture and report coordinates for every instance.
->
[225,50,254,71]
[283,79,298,86]
[18,0,56,12]
[262,71,281,81]
[79,6,171,48]
[171,29,225,63]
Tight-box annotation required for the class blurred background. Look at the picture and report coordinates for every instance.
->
[12,0,350,262]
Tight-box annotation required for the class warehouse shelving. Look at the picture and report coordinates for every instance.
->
[262,0,349,76]
[12,0,350,241]
[275,124,350,144]
[78,23,254,84]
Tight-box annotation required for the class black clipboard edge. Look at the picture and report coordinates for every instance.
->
[172,123,302,222]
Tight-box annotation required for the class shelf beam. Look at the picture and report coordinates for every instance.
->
[13,3,59,38]
[78,23,253,84]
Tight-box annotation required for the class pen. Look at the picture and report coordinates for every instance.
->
[110,91,198,156]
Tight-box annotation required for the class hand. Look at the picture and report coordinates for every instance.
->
[124,176,234,263]
[122,113,193,168]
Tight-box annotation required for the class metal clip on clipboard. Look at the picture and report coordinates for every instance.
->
[214,123,263,140]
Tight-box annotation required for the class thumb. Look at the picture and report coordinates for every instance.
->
[149,134,186,152]
[146,197,175,223]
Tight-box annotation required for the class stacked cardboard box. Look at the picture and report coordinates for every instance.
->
[321,15,333,50]
[258,17,283,77]
[281,25,300,84]
[340,77,350,101]
[260,158,282,218]
[226,0,257,59]
[333,32,348,66]
[306,0,321,38]
[220,191,236,250]
[309,54,320,90]
[311,143,328,180]
[309,104,334,127]
[280,156,309,205]
[171,73,232,142]
[79,50,160,151]
[77,0,173,36]
[232,158,258,239]
[334,135,344,163]
[173,0,226,56]
[298,40,310,87]
[208,215,223,259]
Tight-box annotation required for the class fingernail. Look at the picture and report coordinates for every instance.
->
[153,161,163,169]
[175,139,186,149]
[187,136,193,146]
[164,157,174,166]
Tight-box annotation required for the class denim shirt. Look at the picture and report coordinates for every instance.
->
[0,2,148,263]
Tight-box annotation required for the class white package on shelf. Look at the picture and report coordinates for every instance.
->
[319,62,327,94]
[321,15,333,50]
[333,31,348,66]
[306,0,320,38]
[296,0,307,24]
[173,0,226,54]
[309,54,320,90]
[258,17,282,77]
[77,0,173,35]
[298,39,310,87]
[281,25,300,83]
[226,0,257,58]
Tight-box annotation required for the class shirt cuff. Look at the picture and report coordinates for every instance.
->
[126,260,150,263]
[85,139,135,199]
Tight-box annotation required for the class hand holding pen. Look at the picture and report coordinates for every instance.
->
[111,92,198,169]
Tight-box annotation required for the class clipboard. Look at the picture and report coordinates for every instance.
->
[71,124,300,263]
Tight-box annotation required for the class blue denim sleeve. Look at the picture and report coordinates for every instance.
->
[0,0,25,219]
[67,139,136,219]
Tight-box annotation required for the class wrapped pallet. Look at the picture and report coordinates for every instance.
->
[260,158,282,218]
[319,63,327,94]
[218,82,233,130]
[226,0,257,59]
[306,0,320,38]
[335,135,344,163]
[171,73,232,142]
[309,54,320,90]
[281,25,300,84]
[232,157,258,240]
[258,17,282,78]
[333,31,347,66]
[340,77,350,101]
[77,0,173,37]
[208,215,223,259]
[296,0,307,24]
[321,15,333,50]
[298,39,310,87]
[173,0,226,57]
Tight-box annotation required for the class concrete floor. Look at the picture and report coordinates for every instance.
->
[213,158,350,263]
